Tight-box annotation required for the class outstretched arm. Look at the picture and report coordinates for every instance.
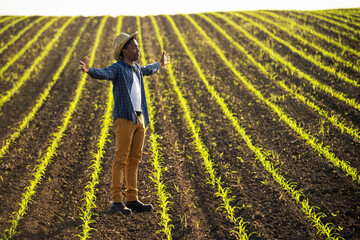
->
[79,56,118,80]
[141,51,170,76]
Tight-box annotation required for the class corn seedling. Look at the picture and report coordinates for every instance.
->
[178,13,345,239]
[0,17,90,159]
[140,16,174,239]
[189,13,360,184]
[75,16,110,239]
[0,17,59,78]
[244,11,360,87]
[2,16,106,239]
[163,15,251,240]
[221,12,360,112]
[197,13,360,143]
[0,17,48,55]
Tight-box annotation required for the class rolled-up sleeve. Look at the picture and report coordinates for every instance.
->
[88,63,119,81]
[140,62,161,76]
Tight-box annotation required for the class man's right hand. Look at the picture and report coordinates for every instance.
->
[80,56,90,73]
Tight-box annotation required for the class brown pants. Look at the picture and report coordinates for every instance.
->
[111,115,145,203]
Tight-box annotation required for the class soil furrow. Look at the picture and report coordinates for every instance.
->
[0,16,39,48]
[0,17,101,235]
[15,16,116,239]
[190,13,360,171]
[143,15,225,239]
[171,13,360,239]
[0,9,359,240]
[0,17,83,143]
[0,17,68,91]
[240,12,360,93]
[165,14,325,239]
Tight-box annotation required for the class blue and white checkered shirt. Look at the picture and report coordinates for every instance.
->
[88,59,160,126]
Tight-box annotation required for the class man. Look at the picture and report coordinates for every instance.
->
[80,31,170,215]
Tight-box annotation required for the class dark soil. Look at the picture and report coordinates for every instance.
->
[0,9,359,240]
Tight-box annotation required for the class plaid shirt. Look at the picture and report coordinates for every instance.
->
[88,59,160,126]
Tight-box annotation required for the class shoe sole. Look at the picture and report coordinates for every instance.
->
[109,210,132,215]
[126,207,153,213]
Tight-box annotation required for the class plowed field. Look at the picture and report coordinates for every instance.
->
[0,9,360,239]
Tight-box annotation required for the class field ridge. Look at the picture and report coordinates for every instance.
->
[0,8,359,239]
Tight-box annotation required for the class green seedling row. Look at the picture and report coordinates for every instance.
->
[189,13,360,184]
[0,16,19,25]
[75,16,111,239]
[164,15,251,240]
[315,10,360,29]
[0,16,27,35]
[263,11,360,59]
[306,12,360,38]
[288,11,358,43]
[172,13,343,239]
[218,12,360,112]
[139,15,174,240]
[0,17,59,78]
[2,16,106,239]
[244,12,360,87]
[0,17,75,109]
[0,17,90,160]
[0,17,47,55]
[197,14,360,143]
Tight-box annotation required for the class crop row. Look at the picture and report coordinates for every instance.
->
[74,16,109,239]
[316,10,360,28]
[287,11,358,42]
[198,13,360,144]
[166,14,344,239]
[138,16,173,239]
[158,15,251,239]
[0,17,90,159]
[0,17,59,78]
[324,9,360,20]
[261,10,360,74]
[221,13,360,113]
[0,16,18,25]
[0,16,27,35]
[2,16,105,239]
[243,11,360,87]
[200,12,360,182]
[263,11,360,59]
[306,12,360,38]
[0,17,47,55]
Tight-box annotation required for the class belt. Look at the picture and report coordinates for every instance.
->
[136,111,142,116]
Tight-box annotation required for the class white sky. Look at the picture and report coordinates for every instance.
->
[1,0,360,16]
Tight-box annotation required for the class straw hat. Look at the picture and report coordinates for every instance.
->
[113,31,138,60]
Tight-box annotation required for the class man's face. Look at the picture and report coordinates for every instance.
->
[123,38,140,61]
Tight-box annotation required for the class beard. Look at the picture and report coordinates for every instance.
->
[135,52,140,60]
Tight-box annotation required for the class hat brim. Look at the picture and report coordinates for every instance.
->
[114,32,138,60]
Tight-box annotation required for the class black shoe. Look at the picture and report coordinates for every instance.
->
[125,200,154,213]
[109,202,132,215]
